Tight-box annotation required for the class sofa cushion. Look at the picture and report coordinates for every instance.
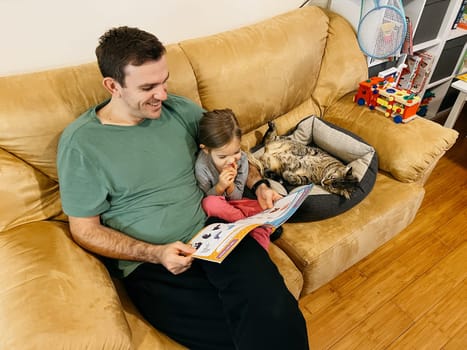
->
[324,93,459,183]
[0,149,62,231]
[0,221,132,349]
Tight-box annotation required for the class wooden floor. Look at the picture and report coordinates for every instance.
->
[299,110,467,350]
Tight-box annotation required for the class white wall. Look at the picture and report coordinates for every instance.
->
[329,0,361,31]
[0,0,302,76]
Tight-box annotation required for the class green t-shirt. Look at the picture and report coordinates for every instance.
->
[57,94,206,277]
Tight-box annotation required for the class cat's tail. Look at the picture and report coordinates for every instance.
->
[246,151,265,177]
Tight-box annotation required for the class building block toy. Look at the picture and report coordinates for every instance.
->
[354,76,421,123]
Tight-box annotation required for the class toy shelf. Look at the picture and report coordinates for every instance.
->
[323,0,467,120]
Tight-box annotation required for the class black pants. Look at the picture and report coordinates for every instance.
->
[123,235,309,350]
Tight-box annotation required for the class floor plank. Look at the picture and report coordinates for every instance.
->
[393,242,466,320]
[387,282,466,350]
[330,301,413,350]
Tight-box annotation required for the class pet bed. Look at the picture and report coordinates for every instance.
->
[252,115,378,221]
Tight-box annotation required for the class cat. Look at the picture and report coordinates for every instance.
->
[254,121,359,199]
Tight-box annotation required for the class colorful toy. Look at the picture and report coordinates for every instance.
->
[354,76,421,123]
[417,89,435,117]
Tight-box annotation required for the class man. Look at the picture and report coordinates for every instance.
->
[57,26,309,350]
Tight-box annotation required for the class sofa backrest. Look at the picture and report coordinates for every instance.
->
[177,6,367,148]
[312,9,368,111]
[0,6,366,232]
[180,6,328,132]
[0,63,107,231]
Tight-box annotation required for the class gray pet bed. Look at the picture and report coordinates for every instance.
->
[251,115,378,222]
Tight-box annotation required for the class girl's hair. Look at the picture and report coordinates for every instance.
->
[198,109,242,148]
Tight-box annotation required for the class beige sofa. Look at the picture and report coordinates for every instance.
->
[0,6,458,349]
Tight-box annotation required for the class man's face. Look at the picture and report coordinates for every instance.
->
[118,55,169,122]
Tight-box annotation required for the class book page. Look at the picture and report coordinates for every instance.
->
[189,184,312,263]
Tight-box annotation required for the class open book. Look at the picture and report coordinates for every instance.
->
[189,184,313,263]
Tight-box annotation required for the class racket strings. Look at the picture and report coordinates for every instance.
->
[358,1,407,59]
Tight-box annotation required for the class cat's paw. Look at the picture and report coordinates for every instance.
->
[291,144,309,157]
[340,189,352,200]
[284,173,307,186]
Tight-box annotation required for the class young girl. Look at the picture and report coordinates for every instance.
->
[195,108,273,251]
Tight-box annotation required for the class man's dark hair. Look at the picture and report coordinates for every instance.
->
[95,26,166,86]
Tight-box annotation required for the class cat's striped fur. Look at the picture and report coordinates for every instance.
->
[255,121,359,199]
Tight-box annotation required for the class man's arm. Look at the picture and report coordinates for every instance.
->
[247,161,282,209]
[68,216,195,275]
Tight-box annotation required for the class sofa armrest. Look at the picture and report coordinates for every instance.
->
[324,93,459,184]
[0,221,132,350]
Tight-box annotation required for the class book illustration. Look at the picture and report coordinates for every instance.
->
[189,184,313,263]
[394,51,434,95]
[396,54,422,91]
[410,51,434,94]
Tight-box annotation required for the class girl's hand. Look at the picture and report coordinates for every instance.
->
[217,165,237,193]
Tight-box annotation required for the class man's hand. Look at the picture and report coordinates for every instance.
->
[256,184,282,210]
[154,241,196,275]
[246,159,282,209]
[68,216,197,275]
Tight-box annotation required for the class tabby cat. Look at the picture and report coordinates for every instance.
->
[255,121,359,199]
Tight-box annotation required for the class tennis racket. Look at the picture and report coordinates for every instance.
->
[357,0,407,59]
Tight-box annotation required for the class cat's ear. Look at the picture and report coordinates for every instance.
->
[345,166,359,184]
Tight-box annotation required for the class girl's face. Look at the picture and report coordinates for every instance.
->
[203,137,242,173]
